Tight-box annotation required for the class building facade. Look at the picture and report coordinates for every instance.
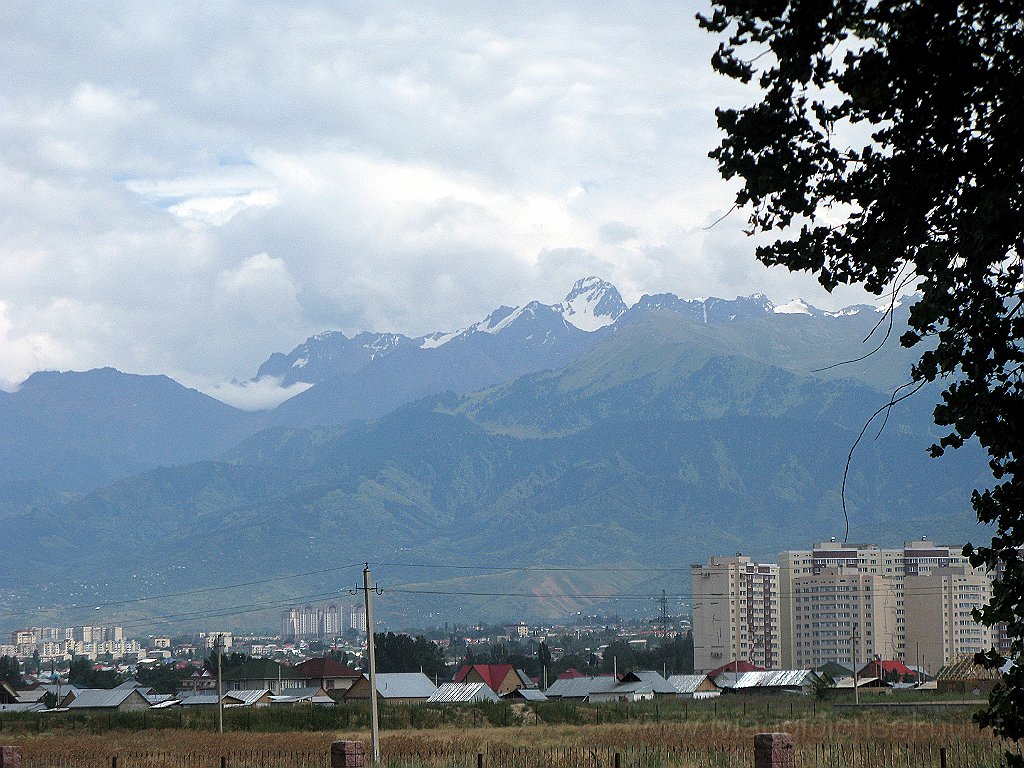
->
[904,565,993,674]
[692,556,780,673]
[778,539,973,665]
[791,567,898,669]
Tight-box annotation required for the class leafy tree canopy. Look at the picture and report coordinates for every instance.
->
[68,657,120,689]
[135,664,194,695]
[699,0,1022,751]
[0,655,23,688]
[372,633,448,681]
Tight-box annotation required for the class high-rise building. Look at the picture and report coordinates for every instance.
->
[904,565,993,675]
[692,555,780,673]
[791,567,898,669]
[280,603,346,640]
[779,539,972,665]
[350,602,367,633]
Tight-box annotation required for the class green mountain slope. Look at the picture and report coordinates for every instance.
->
[1,311,986,630]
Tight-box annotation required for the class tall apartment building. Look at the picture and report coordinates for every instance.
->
[280,603,344,640]
[904,565,993,674]
[791,567,898,669]
[692,556,780,673]
[349,602,367,633]
[779,539,971,665]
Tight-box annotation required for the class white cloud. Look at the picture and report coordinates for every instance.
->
[0,0,878,387]
[196,375,312,411]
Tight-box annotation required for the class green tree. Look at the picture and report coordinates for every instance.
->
[372,633,448,680]
[0,655,22,688]
[136,664,193,695]
[699,1,1023,753]
[537,641,552,678]
[68,657,119,688]
[203,651,247,675]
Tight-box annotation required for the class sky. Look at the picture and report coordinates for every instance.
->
[0,1,879,403]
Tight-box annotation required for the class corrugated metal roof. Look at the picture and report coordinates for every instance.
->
[179,693,219,706]
[668,674,711,694]
[224,689,270,706]
[0,703,46,713]
[67,688,148,709]
[623,671,677,694]
[835,676,881,688]
[427,682,499,703]
[374,673,438,699]
[715,670,818,689]
[544,676,622,699]
[505,688,548,702]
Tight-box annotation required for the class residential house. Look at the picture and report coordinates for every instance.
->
[64,688,151,712]
[178,693,220,707]
[427,682,500,704]
[713,669,823,695]
[856,659,917,683]
[222,689,273,707]
[294,657,362,694]
[269,686,334,706]
[936,655,1002,696]
[503,688,548,703]
[178,670,216,694]
[452,664,532,695]
[0,681,19,704]
[544,671,675,703]
[667,674,720,699]
[344,673,437,704]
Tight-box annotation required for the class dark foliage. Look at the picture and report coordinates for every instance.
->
[599,634,694,676]
[372,633,448,680]
[68,657,120,689]
[135,664,194,695]
[0,655,22,688]
[203,651,248,675]
[699,0,1023,753]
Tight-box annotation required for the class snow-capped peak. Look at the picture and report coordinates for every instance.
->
[558,276,627,332]
[773,298,815,315]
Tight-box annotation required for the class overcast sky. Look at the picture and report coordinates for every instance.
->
[1,1,878,400]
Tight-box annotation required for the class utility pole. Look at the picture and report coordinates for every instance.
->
[355,564,382,765]
[659,590,669,639]
[216,633,224,733]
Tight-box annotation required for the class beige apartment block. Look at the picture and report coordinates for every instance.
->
[791,567,898,669]
[904,565,993,675]
[692,555,780,673]
[779,539,971,665]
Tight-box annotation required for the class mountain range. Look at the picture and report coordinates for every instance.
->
[0,278,990,631]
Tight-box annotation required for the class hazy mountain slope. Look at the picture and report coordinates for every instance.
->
[3,337,987,628]
[0,368,255,502]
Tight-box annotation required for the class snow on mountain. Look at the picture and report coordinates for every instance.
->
[557,276,628,331]
[773,298,815,315]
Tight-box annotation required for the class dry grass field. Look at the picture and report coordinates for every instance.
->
[2,718,1018,768]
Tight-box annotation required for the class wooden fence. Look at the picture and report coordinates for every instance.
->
[14,741,1024,768]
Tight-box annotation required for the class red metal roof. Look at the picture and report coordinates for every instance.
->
[557,668,586,679]
[861,659,915,678]
[453,664,515,690]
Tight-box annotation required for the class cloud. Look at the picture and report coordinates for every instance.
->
[196,375,312,411]
[0,0,877,387]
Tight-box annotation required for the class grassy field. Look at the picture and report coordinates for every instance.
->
[0,697,1016,768]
